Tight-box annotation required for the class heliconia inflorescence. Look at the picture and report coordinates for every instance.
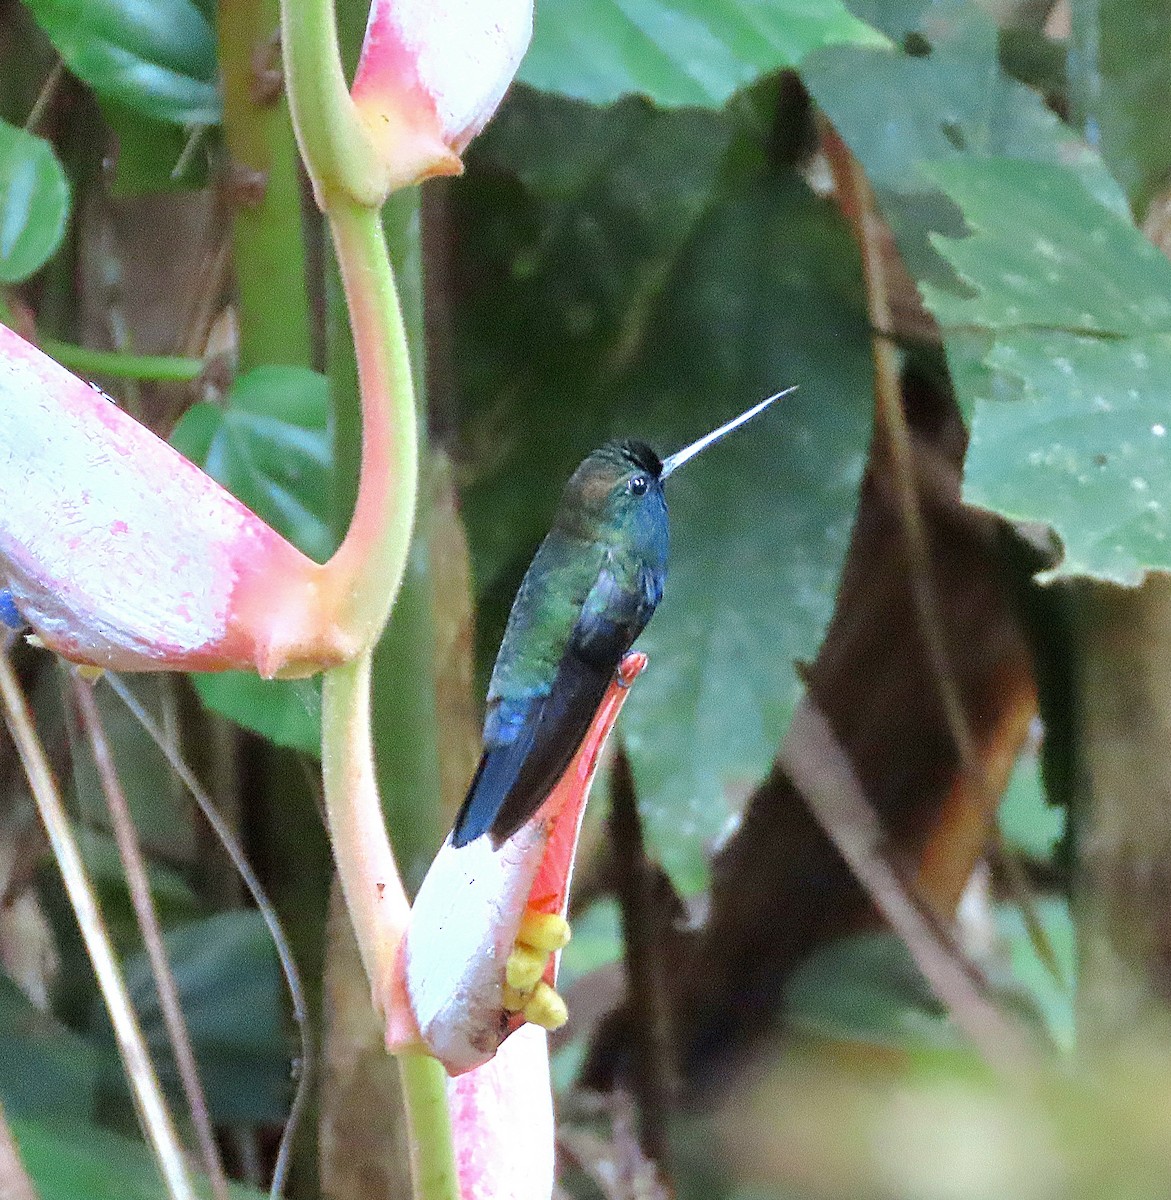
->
[350,0,533,193]
[0,324,344,677]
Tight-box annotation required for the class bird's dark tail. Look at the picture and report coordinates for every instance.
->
[450,749,517,847]
[450,655,611,849]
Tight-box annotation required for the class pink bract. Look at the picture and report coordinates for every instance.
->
[0,324,340,677]
[351,0,532,190]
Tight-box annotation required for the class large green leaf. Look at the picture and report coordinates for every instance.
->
[921,159,1171,582]
[94,912,289,1123]
[802,1,1171,583]
[23,0,219,126]
[457,91,872,894]
[921,160,1171,334]
[519,0,887,107]
[0,118,69,283]
[802,0,1127,284]
[1069,0,1171,215]
[13,1117,266,1200]
[171,366,334,753]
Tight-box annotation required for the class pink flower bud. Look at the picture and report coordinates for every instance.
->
[351,0,532,190]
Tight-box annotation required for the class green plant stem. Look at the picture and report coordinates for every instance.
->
[325,201,419,644]
[35,339,203,382]
[398,1054,460,1200]
[0,651,195,1200]
[321,651,410,998]
[218,0,313,370]
[281,4,453,1196]
[328,187,444,887]
[278,0,383,206]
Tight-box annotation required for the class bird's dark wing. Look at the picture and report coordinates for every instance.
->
[451,563,656,848]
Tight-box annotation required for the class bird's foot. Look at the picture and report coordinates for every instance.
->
[502,909,571,1030]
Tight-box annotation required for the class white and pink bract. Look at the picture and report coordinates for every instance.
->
[0,323,338,677]
[351,0,532,191]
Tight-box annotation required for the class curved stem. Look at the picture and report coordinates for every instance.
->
[321,651,411,1005]
[323,204,419,643]
[278,0,384,206]
[280,7,456,1198]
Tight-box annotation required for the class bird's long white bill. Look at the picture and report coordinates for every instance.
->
[659,386,796,479]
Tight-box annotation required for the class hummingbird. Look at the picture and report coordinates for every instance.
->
[451,389,792,848]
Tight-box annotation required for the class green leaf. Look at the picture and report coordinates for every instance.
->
[96,912,289,1123]
[0,972,98,1121]
[803,3,1171,583]
[621,187,872,894]
[13,1117,267,1200]
[171,365,335,559]
[921,159,1171,582]
[921,160,1171,335]
[172,366,334,751]
[801,0,1127,283]
[966,331,1171,582]
[457,91,872,894]
[1069,0,1171,215]
[0,118,69,283]
[519,0,888,107]
[191,670,322,756]
[23,0,219,126]
[785,932,962,1051]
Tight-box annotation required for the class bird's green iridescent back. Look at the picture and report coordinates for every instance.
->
[486,526,608,714]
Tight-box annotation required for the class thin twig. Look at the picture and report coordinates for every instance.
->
[70,674,231,1200]
[0,649,195,1200]
[104,672,311,1199]
[23,60,64,133]
[0,1099,39,1200]
[823,127,980,776]
[823,128,1059,971]
[780,697,1041,1076]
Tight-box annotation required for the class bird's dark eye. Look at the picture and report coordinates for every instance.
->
[628,475,649,496]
